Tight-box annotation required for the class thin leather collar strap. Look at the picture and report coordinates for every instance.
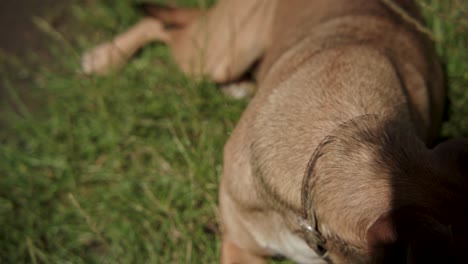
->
[299,114,379,260]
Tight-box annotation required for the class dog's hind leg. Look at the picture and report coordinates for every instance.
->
[140,3,202,27]
[159,0,278,84]
[82,0,277,91]
[82,17,170,75]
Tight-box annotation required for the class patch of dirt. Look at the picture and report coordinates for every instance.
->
[0,0,72,58]
[0,0,73,127]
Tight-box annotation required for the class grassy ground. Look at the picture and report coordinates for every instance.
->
[0,0,467,263]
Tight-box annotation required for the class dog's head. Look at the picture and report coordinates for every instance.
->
[365,138,468,264]
[304,117,468,263]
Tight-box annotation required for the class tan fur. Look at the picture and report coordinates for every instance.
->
[83,0,468,263]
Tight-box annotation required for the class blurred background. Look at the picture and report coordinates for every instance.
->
[0,0,466,263]
[0,0,71,58]
[0,0,73,129]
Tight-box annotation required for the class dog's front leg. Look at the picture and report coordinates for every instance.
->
[219,190,268,264]
[221,237,267,264]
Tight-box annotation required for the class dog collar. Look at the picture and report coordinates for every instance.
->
[299,114,379,260]
[297,216,328,258]
[299,137,331,259]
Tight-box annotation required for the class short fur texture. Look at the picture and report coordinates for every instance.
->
[83,0,468,263]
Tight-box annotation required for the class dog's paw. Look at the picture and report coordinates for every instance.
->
[221,81,256,99]
[81,42,127,75]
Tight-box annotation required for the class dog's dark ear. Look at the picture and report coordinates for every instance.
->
[367,209,454,263]
[402,212,454,264]
[367,213,397,249]
[433,138,468,177]
[367,213,399,263]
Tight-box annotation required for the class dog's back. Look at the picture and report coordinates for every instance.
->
[257,0,444,143]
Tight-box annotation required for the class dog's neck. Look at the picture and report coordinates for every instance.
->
[302,114,440,258]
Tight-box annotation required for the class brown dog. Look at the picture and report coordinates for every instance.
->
[83,0,468,263]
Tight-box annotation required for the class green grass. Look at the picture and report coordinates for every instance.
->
[0,0,466,263]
